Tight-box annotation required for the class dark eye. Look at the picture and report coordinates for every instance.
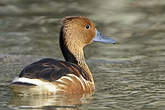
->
[85,24,90,30]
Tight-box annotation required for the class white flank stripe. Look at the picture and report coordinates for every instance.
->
[11,77,57,93]
[56,79,66,84]
[60,76,73,82]
[80,75,87,87]
[68,74,85,91]
[56,75,73,84]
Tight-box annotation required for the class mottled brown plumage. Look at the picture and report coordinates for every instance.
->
[19,58,91,82]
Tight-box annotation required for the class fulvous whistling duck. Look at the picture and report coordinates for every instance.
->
[10,16,115,95]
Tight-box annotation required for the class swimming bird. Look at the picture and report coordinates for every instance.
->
[10,16,115,95]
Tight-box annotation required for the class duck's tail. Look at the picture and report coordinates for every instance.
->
[9,77,57,95]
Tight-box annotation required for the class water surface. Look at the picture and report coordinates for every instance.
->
[0,0,165,110]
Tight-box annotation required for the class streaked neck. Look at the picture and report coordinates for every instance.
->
[59,26,94,83]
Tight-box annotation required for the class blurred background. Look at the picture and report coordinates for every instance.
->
[0,0,165,110]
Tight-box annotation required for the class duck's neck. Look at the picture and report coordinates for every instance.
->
[59,27,94,83]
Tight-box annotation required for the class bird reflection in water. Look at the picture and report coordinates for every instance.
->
[8,93,93,110]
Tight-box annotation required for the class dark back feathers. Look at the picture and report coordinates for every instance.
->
[19,58,91,82]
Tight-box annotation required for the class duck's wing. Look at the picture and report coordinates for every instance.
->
[18,58,91,82]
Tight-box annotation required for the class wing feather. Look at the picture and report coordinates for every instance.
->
[19,58,91,82]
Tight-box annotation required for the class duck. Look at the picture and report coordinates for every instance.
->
[9,16,115,95]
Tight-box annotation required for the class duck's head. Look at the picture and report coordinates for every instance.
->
[61,16,115,48]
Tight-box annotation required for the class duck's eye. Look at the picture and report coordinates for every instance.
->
[85,24,90,30]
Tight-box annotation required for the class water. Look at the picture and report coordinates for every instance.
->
[0,0,165,110]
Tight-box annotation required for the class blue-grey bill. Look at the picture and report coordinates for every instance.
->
[93,30,115,44]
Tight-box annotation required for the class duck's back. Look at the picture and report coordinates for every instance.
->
[10,58,93,95]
